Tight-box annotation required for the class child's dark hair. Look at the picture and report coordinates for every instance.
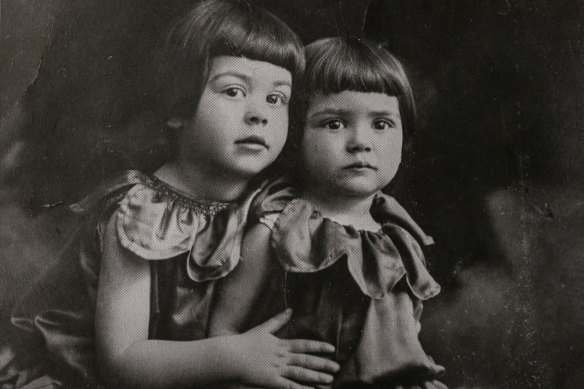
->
[161,0,305,120]
[287,36,416,192]
[292,37,415,147]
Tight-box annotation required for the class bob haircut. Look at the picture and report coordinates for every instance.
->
[292,37,416,144]
[161,0,305,120]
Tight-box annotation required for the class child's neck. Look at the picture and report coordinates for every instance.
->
[302,188,380,232]
[155,161,250,202]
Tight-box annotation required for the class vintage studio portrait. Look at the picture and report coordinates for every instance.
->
[1,0,583,388]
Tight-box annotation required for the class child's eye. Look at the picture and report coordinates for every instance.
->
[266,93,288,106]
[321,119,346,130]
[373,119,395,130]
[223,87,246,98]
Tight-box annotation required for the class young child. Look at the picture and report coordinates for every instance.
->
[210,37,447,388]
[9,1,340,388]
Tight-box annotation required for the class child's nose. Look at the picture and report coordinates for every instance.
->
[346,126,372,152]
[245,115,268,126]
[244,101,268,126]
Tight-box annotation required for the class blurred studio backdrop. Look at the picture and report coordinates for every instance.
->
[2,1,584,387]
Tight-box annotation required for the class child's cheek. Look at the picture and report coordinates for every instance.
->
[303,131,328,157]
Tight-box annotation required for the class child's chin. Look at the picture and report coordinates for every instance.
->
[335,181,382,198]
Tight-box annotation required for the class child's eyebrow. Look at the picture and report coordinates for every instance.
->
[209,71,251,83]
[273,80,292,88]
[309,108,350,118]
[209,72,291,88]
[368,110,400,117]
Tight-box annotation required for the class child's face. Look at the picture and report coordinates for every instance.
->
[178,56,291,178]
[302,91,403,198]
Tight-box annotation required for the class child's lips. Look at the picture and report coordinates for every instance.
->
[343,162,376,170]
[234,136,269,150]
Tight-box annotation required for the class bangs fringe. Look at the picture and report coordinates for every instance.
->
[209,10,304,79]
[305,38,406,96]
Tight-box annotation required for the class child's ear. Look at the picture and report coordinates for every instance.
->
[166,117,184,130]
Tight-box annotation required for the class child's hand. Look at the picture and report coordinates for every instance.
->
[222,309,340,389]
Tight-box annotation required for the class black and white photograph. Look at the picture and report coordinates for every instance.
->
[1,1,584,387]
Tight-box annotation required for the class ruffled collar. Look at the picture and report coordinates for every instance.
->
[270,192,440,300]
[146,175,232,216]
[71,170,262,282]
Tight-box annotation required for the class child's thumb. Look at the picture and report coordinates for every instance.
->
[246,308,292,334]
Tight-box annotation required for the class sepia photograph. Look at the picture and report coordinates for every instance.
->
[1,0,584,387]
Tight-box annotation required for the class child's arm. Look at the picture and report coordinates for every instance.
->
[96,214,339,388]
[209,223,278,336]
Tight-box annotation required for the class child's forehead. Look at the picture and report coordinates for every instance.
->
[307,91,400,115]
[208,56,292,84]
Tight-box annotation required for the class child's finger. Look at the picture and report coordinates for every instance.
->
[273,377,312,389]
[246,308,292,334]
[286,339,336,354]
[282,365,334,385]
[287,353,340,373]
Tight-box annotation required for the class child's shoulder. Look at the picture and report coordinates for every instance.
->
[249,176,299,216]
[370,193,435,246]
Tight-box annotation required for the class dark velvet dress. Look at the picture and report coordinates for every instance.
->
[5,170,260,388]
[245,179,447,388]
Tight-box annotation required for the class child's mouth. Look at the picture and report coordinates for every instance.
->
[344,162,376,170]
[235,136,269,150]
